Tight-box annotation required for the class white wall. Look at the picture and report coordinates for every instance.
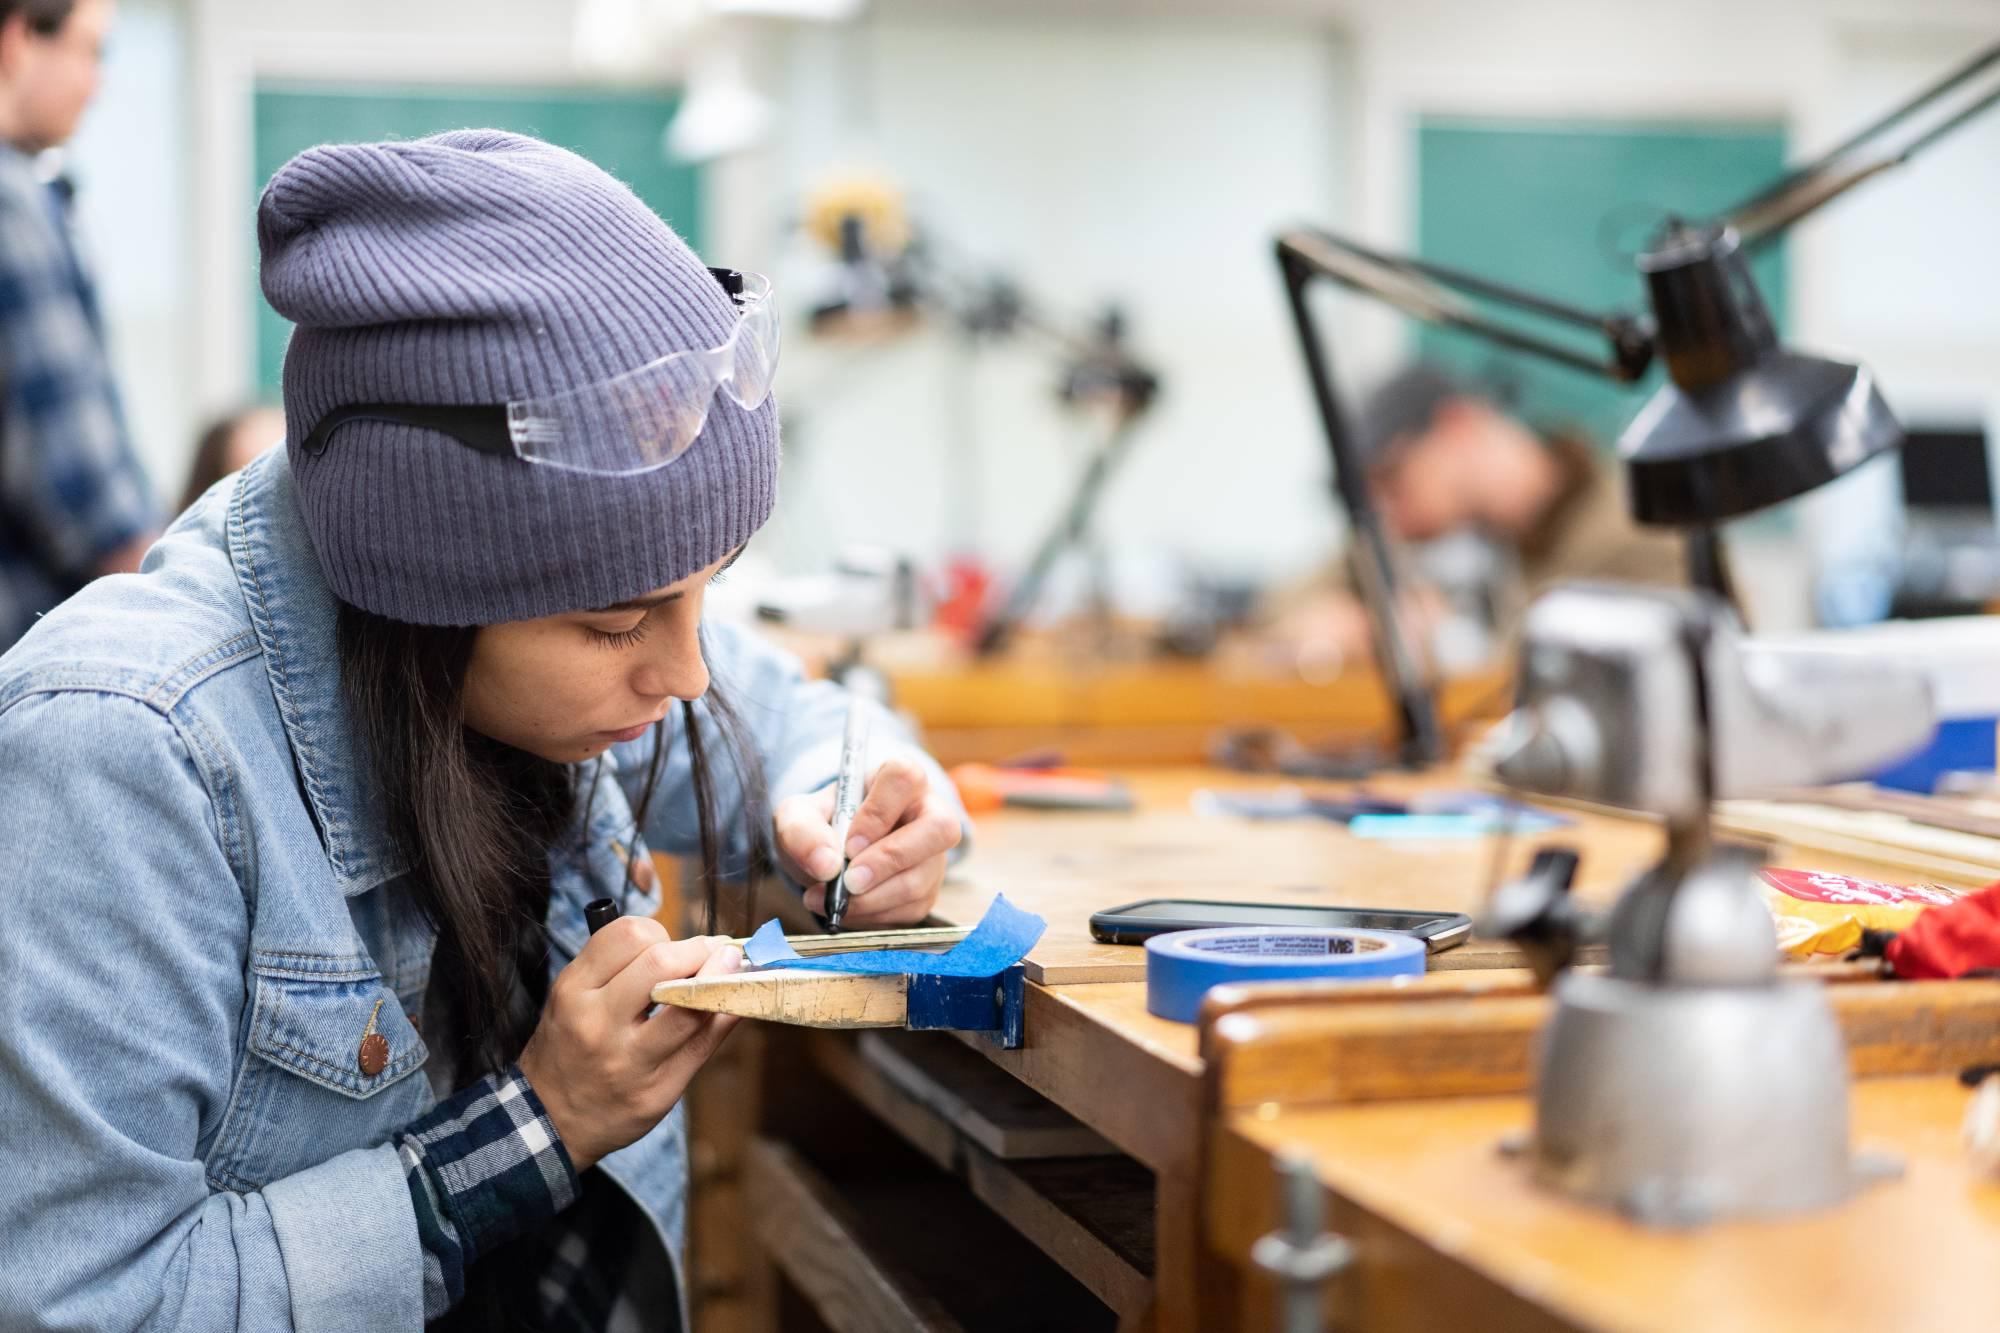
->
[756,0,2000,627]
[758,13,1352,596]
[66,0,191,505]
[1797,22,2000,596]
[74,0,2000,628]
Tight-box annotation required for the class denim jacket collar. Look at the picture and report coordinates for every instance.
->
[228,449,412,897]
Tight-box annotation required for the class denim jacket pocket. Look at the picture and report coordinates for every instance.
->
[247,952,429,1097]
[205,954,435,1193]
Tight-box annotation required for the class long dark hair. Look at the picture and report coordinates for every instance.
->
[335,602,769,1080]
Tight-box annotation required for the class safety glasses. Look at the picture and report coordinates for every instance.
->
[298,267,780,477]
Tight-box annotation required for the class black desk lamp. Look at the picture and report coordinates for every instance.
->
[1278,41,2000,764]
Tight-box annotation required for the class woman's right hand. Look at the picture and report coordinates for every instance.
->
[516,917,743,1173]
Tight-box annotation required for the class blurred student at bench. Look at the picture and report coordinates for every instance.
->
[177,403,283,514]
[1268,362,1686,670]
[0,0,158,651]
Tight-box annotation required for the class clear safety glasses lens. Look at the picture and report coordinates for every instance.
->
[506,271,780,476]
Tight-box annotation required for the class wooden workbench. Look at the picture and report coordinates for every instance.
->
[687,767,2000,1332]
[894,660,1510,768]
[774,626,1511,766]
[1206,1075,1999,1332]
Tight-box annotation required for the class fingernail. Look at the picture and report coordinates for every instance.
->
[846,834,871,858]
[813,849,841,879]
[722,946,744,973]
[847,864,875,893]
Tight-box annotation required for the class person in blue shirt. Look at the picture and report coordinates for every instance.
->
[0,130,965,1331]
[0,0,159,649]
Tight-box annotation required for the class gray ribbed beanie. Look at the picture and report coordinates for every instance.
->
[258,129,778,625]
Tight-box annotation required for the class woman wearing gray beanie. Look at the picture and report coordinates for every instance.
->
[0,130,964,1331]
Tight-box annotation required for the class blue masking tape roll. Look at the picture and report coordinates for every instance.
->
[1144,927,1426,1023]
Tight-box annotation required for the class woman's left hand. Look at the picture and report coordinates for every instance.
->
[772,757,963,928]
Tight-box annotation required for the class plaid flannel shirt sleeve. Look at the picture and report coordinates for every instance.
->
[398,1065,581,1320]
[0,185,155,584]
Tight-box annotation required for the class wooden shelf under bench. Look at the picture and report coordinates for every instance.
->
[803,1029,1156,1321]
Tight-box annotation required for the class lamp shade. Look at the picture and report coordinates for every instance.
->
[1619,224,1903,525]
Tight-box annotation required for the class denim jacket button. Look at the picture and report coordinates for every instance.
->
[358,1032,389,1077]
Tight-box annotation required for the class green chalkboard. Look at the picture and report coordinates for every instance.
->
[251,84,701,392]
[1414,116,1788,450]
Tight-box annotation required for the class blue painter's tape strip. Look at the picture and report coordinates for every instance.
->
[743,894,1046,978]
[1144,927,1426,1023]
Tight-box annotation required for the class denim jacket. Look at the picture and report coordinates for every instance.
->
[0,447,955,1331]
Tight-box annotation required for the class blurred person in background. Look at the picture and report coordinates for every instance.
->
[0,0,157,651]
[177,403,283,513]
[1269,362,1686,669]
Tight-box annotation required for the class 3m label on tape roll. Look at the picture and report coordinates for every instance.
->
[1144,926,1426,1023]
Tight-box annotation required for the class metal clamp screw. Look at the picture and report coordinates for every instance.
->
[1251,1150,1353,1333]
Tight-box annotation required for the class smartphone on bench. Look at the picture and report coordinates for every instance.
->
[1087,898,1473,952]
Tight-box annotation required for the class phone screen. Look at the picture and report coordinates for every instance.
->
[1114,901,1447,929]
[1089,898,1470,947]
